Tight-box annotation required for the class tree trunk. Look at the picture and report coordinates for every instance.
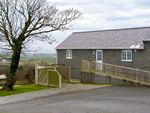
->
[2,45,22,91]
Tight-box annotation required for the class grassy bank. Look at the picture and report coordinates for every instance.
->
[0,84,54,97]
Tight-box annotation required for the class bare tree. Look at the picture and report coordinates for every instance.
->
[0,0,82,91]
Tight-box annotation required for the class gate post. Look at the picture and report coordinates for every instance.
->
[35,65,38,84]
[59,75,61,88]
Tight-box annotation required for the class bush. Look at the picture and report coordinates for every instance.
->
[0,62,35,85]
[0,61,53,85]
[15,62,36,84]
[0,67,9,77]
[37,61,51,66]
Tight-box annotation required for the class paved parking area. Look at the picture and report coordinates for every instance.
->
[0,83,104,105]
[0,86,150,113]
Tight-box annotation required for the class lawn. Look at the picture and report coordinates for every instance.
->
[0,84,54,97]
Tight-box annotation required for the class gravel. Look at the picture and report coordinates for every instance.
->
[0,83,104,105]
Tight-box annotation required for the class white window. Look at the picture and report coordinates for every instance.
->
[66,50,72,59]
[122,50,132,61]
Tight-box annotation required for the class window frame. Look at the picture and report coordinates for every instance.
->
[121,50,132,62]
[66,50,72,59]
[96,50,103,62]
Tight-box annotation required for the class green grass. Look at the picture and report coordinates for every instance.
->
[0,84,54,97]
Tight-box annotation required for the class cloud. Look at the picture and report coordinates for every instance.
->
[33,0,150,53]
[116,9,150,17]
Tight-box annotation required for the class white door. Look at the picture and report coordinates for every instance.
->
[96,50,103,71]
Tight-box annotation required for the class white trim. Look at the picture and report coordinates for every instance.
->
[66,57,72,59]
[96,50,103,63]
[121,60,132,62]
[121,50,132,62]
[66,49,72,59]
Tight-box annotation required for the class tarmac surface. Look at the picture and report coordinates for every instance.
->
[0,86,150,113]
[0,83,104,105]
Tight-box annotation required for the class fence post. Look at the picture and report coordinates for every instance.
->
[81,60,82,71]
[89,61,91,72]
[106,63,108,76]
[93,61,96,73]
[47,70,49,86]
[86,61,88,72]
[122,65,123,79]
[35,65,38,84]
[136,68,138,83]
[95,61,97,72]
[69,66,71,82]
[113,66,114,75]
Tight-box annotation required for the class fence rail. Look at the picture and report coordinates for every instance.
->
[81,60,150,86]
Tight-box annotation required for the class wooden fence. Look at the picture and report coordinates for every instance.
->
[81,60,150,86]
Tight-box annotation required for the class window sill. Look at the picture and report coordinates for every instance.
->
[121,60,132,62]
[66,57,72,59]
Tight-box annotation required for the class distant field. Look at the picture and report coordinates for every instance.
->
[0,56,56,66]
[20,56,56,62]
[0,63,10,66]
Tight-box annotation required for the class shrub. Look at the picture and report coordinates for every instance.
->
[0,61,53,85]
[37,61,51,66]
[15,62,36,84]
[0,67,9,77]
[0,62,35,85]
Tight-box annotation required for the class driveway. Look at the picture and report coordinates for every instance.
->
[0,86,150,113]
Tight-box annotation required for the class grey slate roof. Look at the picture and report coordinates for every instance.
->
[56,27,150,49]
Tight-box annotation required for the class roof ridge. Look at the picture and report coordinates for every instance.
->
[73,26,150,34]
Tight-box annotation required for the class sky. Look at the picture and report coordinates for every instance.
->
[34,0,150,53]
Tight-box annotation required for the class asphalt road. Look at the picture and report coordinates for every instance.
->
[0,86,150,113]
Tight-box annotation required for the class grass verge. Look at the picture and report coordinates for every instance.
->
[66,82,112,86]
[64,79,112,87]
[0,84,54,97]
